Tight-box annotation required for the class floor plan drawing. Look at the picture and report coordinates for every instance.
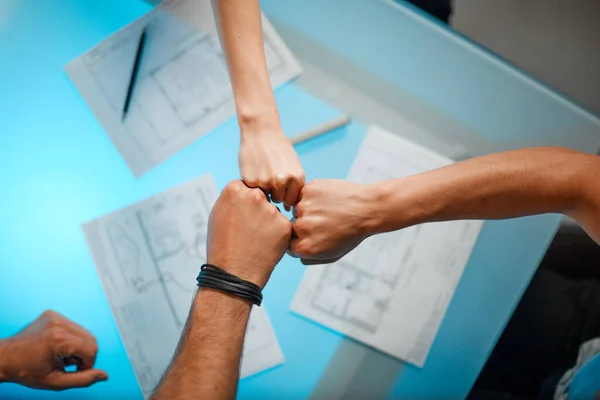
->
[66,0,302,176]
[291,125,484,367]
[83,175,284,398]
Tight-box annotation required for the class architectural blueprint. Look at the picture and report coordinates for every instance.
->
[66,0,301,176]
[291,126,483,367]
[83,175,284,398]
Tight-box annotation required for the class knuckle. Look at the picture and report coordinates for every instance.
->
[42,310,60,325]
[224,180,244,194]
[278,214,292,230]
[293,240,308,256]
[293,220,306,235]
[243,178,259,188]
[295,237,319,257]
[249,187,265,202]
[275,173,288,186]
[47,318,61,329]
[299,199,312,211]
[48,327,66,344]
[257,178,271,190]
[294,172,306,184]
[302,182,315,195]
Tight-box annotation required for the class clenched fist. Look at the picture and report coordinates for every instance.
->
[207,180,292,288]
[289,179,380,264]
[239,129,305,209]
[0,310,108,391]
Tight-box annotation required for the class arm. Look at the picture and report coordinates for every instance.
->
[373,147,600,241]
[150,290,251,400]
[152,180,291,400]
[211,0,304,209]
[0,311,107,391]
[211,0,277,129]
[290,147,600,263]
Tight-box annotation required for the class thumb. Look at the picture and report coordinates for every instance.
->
[47,368,108,390]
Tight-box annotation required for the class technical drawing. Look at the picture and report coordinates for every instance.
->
[69,0,302,176]
[307,159,425,334]
[84,175,284,397]
[107,220,143,289]
[291,125,484,367]
[309,226,421,334]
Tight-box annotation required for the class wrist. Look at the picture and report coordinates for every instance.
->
[206,258,269,290]
[237,107,281,136]
[367,178,427,234]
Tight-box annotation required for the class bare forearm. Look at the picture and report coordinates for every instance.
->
[212,0,280,132]
[151,289,251,400]
[370,147,600,241]
[0,340,8,383]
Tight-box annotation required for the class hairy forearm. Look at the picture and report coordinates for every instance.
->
[151,289,252,400]
[370,147,600,242]
[212,0,280,132]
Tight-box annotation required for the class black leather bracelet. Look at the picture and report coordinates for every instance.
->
[196,264,263,306]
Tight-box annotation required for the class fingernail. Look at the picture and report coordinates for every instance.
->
[97,372,109,381]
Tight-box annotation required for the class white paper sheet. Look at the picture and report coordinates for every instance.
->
[66,0,301,176]
[83,175,284,398]
[291,125,483,367]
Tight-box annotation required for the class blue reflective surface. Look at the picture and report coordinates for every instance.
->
[1,1,599,399]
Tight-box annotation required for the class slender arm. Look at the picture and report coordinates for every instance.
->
[370,147,600,243]
[151,289,252,400]
[210,0,305,206]
[211,0,280,132]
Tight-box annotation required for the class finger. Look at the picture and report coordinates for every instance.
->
[287,238,300,258]
[283,179,302,209]
[56,333,99,370]
[62,356,92,372]
[246,185,271,202]
[284,204,291,212]
[270,184,286,203]
[62,356,80,367]
[301,256,342,265]
[46,369,108,390]
[290,217,300,239]
[51,313,96,344]
[242,177,271,198]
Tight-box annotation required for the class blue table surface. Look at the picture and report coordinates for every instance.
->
[1,1,599,399]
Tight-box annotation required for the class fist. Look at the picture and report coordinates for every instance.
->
[207,180,292,288]
[239,130,305,209]
[289,180,376,264]
[0,310,107,391]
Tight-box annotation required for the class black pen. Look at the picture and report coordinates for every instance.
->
[122,26,147,121]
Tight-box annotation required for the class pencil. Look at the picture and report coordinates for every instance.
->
[122,26,147,121]
[290,115,351,146]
